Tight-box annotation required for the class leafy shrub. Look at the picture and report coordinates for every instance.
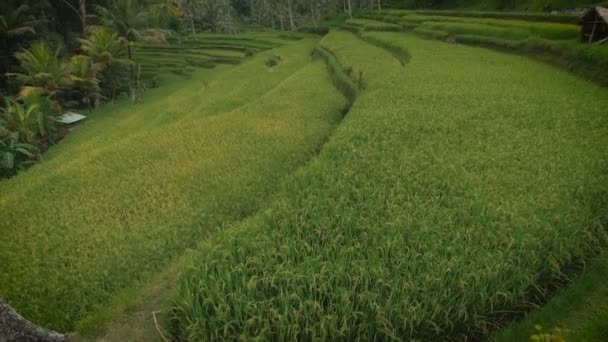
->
[1,95,50,145]
[0,130,38,176]
[265,55,282,67]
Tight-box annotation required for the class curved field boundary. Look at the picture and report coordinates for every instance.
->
[312,46,359,105]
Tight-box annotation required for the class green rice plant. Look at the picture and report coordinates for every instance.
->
[494,252,608,341]
[419,21,532,40]
[171,30,608,340]
[0,38,346,331]
[401,14,579,40]
[345,18,403,32]
[378,9,579,24]
[413,26,450,39]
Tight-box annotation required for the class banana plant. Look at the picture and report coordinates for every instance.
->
[1,94,50,145]
[0,130,38,174]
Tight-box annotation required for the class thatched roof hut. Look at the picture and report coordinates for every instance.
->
[581,7,608,44]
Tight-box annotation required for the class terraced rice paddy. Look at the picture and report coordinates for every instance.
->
[171,31,608,339]
[1,20,607,341]
[0,36,347,331]
[134,34,280,84]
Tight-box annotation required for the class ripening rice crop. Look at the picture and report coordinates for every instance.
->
[171,30,608,339]
[0,38,346,331]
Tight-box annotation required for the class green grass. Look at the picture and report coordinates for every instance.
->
[170,30,608,339]
[493,252,608,342]
[0,37,348,331]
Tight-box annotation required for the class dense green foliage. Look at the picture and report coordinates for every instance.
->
[170,30,608,339]
[0,37,347,331]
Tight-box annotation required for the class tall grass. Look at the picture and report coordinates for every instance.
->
[0,38,347,331]
[171,31,608,339]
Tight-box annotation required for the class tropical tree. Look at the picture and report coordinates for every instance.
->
[8,42,70,98]
[79,28,130,70]
[67,55,102,108]
[0,1,43,91]
[77,28,130,102]
[94,0,148,64]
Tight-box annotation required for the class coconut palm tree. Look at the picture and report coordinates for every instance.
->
[94,0,147,66]
[0,1,43,90]
[7,42,70,98]
[77,28,131,103]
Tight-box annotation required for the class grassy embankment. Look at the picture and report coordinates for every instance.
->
[0,36,348,332]
[170,30,608,339]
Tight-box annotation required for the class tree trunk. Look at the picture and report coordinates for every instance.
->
[287,0,297,31]
[79,0,87,33]
[346,0,353,18]
[377,0,382,10]
[127,43,134,81]
[309,0,317,26]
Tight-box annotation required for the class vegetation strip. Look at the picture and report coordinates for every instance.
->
[312,46,359,105]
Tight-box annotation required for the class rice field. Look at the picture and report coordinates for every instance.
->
[0,36,347,331]
[356,10,608,87]
[170,30,608,339]
[2,14,608,341]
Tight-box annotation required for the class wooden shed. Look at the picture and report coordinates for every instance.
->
[580,7,608,44]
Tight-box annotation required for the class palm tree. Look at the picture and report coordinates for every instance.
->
[0,1,42,90]
[68,55,102,109]
[94,0,147,68]
[77,28,131,103]
[7,42,69,98]
[78,28,130,71]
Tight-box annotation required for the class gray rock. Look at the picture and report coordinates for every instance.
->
[0,299,67,342]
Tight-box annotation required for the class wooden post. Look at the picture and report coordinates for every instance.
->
[589,12,598,43]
